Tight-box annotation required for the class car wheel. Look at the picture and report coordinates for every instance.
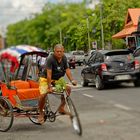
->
[134,79,140,87]
[81,75,88,87]
[95,75,104,90]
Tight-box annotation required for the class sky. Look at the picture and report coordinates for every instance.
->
[0,0,98,36]
[0,0,48,32]
[0,0,82,28]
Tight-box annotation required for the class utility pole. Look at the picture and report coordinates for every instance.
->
[86,17,91,51]
[59,28,62,44]
[100,2,104,50]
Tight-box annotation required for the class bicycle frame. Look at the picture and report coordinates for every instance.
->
[43,88,82,136]
[44,90,70,122]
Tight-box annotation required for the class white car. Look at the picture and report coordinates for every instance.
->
[71,50,85,66]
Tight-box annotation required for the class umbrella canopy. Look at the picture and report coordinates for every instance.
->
[0,45,44,59]
[0,45,45,73]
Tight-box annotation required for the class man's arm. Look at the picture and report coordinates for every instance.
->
[66,68,77,85]
[47,69,52,91]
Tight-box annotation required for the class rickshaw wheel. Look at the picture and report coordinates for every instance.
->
[0,96,14,132]
[28,110,45,125]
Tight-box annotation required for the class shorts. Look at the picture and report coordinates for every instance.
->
[39,77,48,95]
[39,77,66,95]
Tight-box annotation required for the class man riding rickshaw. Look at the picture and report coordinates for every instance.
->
[0,45,82,135]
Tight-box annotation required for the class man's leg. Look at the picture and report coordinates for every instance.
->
[58,86,71,114]
[65,85,71,96]
[38,94,47,124]
[58,95,66,113]
[38,77,48,124]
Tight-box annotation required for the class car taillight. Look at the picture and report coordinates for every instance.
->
[101,63,107,71]
[134,60,140,69]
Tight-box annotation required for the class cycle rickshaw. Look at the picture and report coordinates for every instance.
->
[0,47,82,135]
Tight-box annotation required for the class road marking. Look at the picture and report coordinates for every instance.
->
[67,84,82,88]
[83,94,94,98]
[114,104,131,111]
[72,87,92,92]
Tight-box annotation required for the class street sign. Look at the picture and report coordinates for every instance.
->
[92,41,97,49]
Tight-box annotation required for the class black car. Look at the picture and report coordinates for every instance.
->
[81,49,140,90]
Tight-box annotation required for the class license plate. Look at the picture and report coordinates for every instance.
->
[115,75,131,80]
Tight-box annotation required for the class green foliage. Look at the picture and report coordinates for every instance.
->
[55,77,66,92]
[6,0,140,50]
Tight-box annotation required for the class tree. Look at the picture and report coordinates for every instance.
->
[6,0,140,51]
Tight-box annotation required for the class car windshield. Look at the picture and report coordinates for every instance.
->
[105,53,134,62]
[72,51,84,55]
[133,48,140,57]
[65,53,70,57]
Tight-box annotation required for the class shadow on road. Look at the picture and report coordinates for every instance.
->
[87,82,138,91]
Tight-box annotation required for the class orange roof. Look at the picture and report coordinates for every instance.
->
[112,26,137,39]
[127,8,140,25]
[112,8,140,39]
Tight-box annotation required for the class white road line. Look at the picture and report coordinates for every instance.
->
[67,84,82,88]
[83,94,94,98]
[72,87,92,92]
[114,104,132,111]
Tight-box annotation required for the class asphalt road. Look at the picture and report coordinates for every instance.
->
[1,66,140,140]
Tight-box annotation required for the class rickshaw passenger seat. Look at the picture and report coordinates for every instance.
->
[10,80,30,89]
[10,80,40,100]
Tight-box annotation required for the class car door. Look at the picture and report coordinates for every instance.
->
[89,52,104,81]
[82,52,97,82]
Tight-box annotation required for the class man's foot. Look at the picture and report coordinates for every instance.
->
[38,114,45,124]
[58,106,71,115]
[58,96,71,115]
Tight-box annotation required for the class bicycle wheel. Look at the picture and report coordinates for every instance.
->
[0,96,14,132]
[28,110,41,125]
[28,99,49,125]
[42,97,56,122]
[66,96,82,136]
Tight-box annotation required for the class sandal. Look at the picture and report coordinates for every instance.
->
[58,108,71,116]
[38,115,45,124]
